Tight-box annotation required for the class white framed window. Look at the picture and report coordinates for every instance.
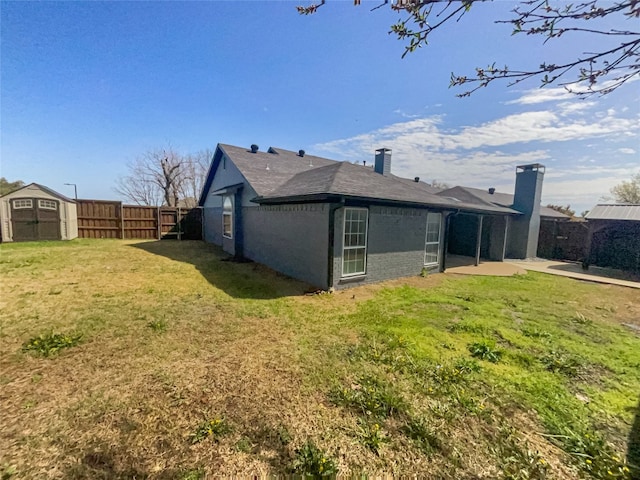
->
[38,199,57,210]
[222,195,233,238]
[13,199,32,209]
[342,207,368,277]
[424,212,442,265]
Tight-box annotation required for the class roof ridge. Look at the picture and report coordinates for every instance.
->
[437,186,497,208]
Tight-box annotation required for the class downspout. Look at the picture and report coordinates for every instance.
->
[326,200,344,290]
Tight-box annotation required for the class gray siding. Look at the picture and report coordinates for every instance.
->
[332,206,445,289]
[203,203,222,246]
[243,203,330,289]
[202,153,259,255]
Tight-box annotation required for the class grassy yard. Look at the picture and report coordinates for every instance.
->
[1,239,639,479]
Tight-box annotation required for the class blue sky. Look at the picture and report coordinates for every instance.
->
[1,1,638,213]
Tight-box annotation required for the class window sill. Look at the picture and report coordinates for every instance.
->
[339,275,367,285]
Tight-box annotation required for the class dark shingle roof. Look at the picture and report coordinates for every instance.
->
[586,204,640,221]
[258,161,518,214]
[218,144,335,197]
[208,144,521,214]
[437,185,569,219]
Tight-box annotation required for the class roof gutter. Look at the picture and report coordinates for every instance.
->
[255,193,520,216]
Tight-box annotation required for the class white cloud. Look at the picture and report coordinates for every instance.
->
[618,147,636,154]
[506,86,574,105]
[393,109,420,119]
[316,108,637,157]
[313,102,639,213]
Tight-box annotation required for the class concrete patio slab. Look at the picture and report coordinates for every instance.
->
[444,255,526,277]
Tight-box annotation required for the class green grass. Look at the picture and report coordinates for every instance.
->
[1,239,638,478]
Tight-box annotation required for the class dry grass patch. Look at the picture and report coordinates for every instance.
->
[1,239,638,478]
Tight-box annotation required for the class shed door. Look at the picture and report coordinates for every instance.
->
[10,198,61,241]
[36,199,61,240]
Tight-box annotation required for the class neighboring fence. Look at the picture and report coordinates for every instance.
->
[537,219,588,262]
[590,220,640,274]
[76,200,201,240]
[537,218,640,274]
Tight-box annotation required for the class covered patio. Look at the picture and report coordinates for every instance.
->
[444,254,526,276]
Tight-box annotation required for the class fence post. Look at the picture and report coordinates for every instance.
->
[157,206,161,240]
[178,207,182,241]
[119,202,125,239]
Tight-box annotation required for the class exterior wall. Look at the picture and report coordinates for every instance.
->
[448,213,478,257]
[243,203,330,289]
[448,214,510,261]
[0,185,77,242]
[332,205,446,290]
[202,153,258,253]
[0,196,10,242]
[487,215,508,261]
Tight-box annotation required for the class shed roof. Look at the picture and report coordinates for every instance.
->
[0,183,75,203]
[586,204,640,221]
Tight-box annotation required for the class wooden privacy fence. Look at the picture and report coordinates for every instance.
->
[537,219,589,262]
[76,200,201,240]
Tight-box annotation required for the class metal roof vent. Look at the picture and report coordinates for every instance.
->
[488,187,496,194]
[298,149,305,157]
[250,144,259,153]
[414,177,420,183]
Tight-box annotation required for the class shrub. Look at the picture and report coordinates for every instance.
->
[22,332,82,357]
[190,418,230,444]
[468,342,502,363]
[292,441,338,477]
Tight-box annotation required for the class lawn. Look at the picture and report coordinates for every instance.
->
[0,239,638,479]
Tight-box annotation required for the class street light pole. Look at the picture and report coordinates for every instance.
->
[64,183,78,200]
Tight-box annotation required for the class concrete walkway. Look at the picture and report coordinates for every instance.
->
[444,255,640,289]
[506,259,640,289]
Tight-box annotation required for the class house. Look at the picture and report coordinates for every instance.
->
[198,144,547,290]
[434,183,570,260]
[0,183,78,242]
[584,204,640,273]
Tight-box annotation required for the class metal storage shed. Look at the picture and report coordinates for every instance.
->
[0,183,78,242]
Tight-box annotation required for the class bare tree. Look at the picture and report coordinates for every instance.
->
[178,149,213,208]
[115,147,211,207]
[297,0,640,97]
